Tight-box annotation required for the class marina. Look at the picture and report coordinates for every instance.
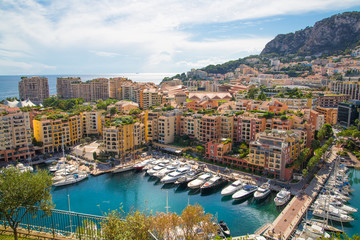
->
[45,153,360,238]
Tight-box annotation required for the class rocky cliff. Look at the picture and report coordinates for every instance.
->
[261,12,360,56]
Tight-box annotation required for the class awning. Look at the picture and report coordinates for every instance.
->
[163,147,182,154]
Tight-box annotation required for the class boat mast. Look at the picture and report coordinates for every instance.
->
[68,193,73,233]
[165,191,170,214]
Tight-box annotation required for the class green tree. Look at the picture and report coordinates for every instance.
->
[0,168,53,240]
[311,139,321,150]
[110,107,117,116]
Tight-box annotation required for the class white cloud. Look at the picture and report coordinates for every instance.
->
[0,0,359,73]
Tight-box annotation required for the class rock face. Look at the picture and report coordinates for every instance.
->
[261,12,360,56]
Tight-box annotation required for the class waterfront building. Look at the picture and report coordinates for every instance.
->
[315,107,338,125]
[248,130,304,180]
[145,111,160,143]
[103,123,134,160]
[158,114,176,144]
[272,98,313,110]
[179,114,201,139]
[0,105,35,162]
[205,139,232,163]
[18,77,49,104]
[315,94,350,108]
[57,77,80,99]
[133,122,146,147]
[330,81,360,100]
[220,115,234,140]
[33,114,82,153]
[199,115,221,143]
[337,101,360,127]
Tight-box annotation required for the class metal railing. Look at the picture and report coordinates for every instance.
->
[1,208,106,239]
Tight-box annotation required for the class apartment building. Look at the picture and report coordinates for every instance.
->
[0,106,35,162]
[220,116,234,140]
[145,111,160,143]
[205,139,232,164]
[186,99,218,111]
[315,94,350,108]
[302,109,325,131]
[109,77,130,99]
[199,115,221,143]
[134,122,146,147]
[158,115,175,144]
[233,116,266,143]
[331,81,360,100]
[315,107,338,125]
[103,124,134,159]
[57,77,80,99]
[82,110,104,136]
[248,130,303,180]
[337,101,360,127]
[19,77,49,104]
[179,115,201,139]
[273,98,313,110]
[141,88,163,109]
[33,114,82,153]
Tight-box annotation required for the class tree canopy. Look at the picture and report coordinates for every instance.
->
[0,168,53,240]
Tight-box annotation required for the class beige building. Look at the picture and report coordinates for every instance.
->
[134,122,146,147]
[158,115,175,144]
[103,124,134,159]
[141,88,163,109]
[82,110,104,136]
[248,130,304,180]
[220,115,234,140]
[19,77,49,104]
[199,115,221,143]
[315,107,338,125]
[145,111,160,143]
[0,106,34,162]
[57,77,81,99]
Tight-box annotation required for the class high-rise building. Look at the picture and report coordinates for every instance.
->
[330,81,360,100]
[19,77,49,104]
[0,105,34,162]
[57,77,80,99]
[337,101,360,127]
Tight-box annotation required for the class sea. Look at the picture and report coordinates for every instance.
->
[0,73,174,100]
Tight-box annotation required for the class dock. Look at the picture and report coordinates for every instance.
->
[262,156,335,239]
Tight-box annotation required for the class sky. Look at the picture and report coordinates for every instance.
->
[1,0,360,75]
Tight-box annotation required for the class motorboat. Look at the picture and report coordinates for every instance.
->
[312,202,349,215]
[16,163,33,172]
[200,175,226,192]
[153,164,178,178]
[221,179,244,196]
[218,220,230,237]
[232,184,257,200]
[187,173,212,189]
[274,188,291,206]
[301,222,330,239]
[160,166,191,184]
[313,209,354,223]
[133,159,153,170]
[254,181,271,200]
[44,159,58,165]
[175,171,202,185]
[53,172,89,187]
[147,162,167,176]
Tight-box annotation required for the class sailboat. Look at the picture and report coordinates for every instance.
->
[53,135,88,187]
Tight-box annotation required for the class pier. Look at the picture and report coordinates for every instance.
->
[262,147,337,240]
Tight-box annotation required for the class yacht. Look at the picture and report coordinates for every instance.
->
[161,166,191,184]
[187,173,212,189]
[274,188,291,206]
[53,172,88,187]
[232,184,257,200]
[221,179,243,196]
[147,162,167,176]
[254,181,271,200]
[200,175,226,192]
[133,159,153,170]
[175,171,202,185]
[112,164,134,173]
[153,164,178,178]
[218,220,230,237]
[301,222,331,239]
[313,209,354,223]
[16,163,33,172]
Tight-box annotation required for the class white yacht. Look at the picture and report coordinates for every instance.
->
[221,179,244,196]
[112,165,134,173]
[175,171,202,185]
[16,163,33,173]
[232,184,257,200]
[187,173,212,189]
[301,222,330,239]
[313,208,354,223]
[134,159,153,170]
[200,175,225,191]
[147,162,167,176]
[153,164,179,178]
[274,188,291,206]
[53,172,89,187]
[254,181,271,200]
[161,166,191,184]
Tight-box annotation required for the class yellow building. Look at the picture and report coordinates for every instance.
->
[103,123,134,160]
[82,110,104,136]
[33,114,82,153]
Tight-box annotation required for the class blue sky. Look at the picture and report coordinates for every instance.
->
[1,0,360,75]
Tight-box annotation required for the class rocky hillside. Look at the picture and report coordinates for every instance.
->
[261,12,360,56]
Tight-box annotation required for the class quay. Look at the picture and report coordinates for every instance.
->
[262,147,337,240]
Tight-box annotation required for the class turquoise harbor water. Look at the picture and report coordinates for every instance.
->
[50,168,360,237]
[51,170,280,237]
